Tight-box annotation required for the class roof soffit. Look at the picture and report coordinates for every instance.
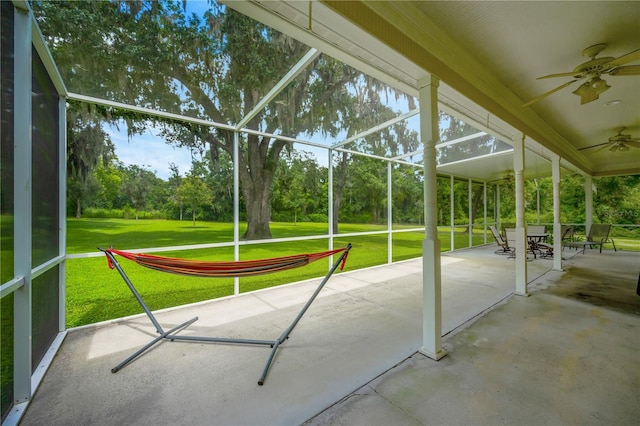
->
[321,0,592,174]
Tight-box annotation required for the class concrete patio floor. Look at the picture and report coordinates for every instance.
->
[19,245,640,425]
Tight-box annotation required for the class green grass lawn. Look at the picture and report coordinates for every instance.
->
[65,218,487,327]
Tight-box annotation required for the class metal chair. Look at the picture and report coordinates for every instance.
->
[566,224,616,253]
[537,225,574,258]
[490,225,514,255]
[505,228,517,259]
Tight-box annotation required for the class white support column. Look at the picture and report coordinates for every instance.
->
[483,182,488,244]
[233,132,240,295]
[535,179,541,224]
[14,5,33,405]
[59,97,67,331]
[552,155,563,271]
[468,178,473,247]
[585,175,593,235]
[387,162,393,264]
[513,133,528,296]
[496,184,501,229]
[328,149,334,255]
[418,75,445,361]
[450,175,454,251]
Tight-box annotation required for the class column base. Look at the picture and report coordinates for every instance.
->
[418,347,447,361]
[515,291,529,297]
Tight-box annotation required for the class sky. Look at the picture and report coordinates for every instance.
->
[106,125,196,180]
[107,124,333,181]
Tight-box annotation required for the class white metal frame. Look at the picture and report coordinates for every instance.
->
[3,2,68,425]
[12,6,32,411]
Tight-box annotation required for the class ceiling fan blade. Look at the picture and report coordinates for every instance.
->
[578,142,610,151]
[607,48,640,67]
[537,72,578,79]
[609,65,640,76]
[522,80,577,107]
[625,140,640,148]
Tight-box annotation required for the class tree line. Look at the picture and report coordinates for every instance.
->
[66,111,429,227]
[67,105,640,230]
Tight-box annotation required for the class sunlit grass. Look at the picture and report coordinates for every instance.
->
[66,219,488,327]
[68,218,640,327]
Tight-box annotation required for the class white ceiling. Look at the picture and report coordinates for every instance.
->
[228,0,640,181]
[410,1,640,176]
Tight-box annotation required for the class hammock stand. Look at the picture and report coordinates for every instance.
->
[99,244,351,385]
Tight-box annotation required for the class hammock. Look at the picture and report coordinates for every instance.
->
[99,244,351,386]
[104,246,349,278]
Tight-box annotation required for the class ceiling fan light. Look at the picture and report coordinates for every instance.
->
[618,143,630,152]
[590,77,611,94]
[572,77,611,104]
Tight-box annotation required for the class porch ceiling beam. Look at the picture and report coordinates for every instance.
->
[331,108,419,149]
[236,48,320,130]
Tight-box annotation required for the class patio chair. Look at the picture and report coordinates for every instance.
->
[536,225,573,258]
[500,222,516,238]
[560,225,574,244]
[504,228,517,259]
[528,224,547,239]
[490,225,513,255]
[566,224,616,253]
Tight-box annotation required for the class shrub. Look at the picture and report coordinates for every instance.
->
[306,213,328,223]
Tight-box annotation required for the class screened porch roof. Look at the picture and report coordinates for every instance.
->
[229,1,640,179]
[34,1,638,182]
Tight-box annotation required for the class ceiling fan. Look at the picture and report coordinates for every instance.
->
[578,128,640,152]
[523,44,640,106]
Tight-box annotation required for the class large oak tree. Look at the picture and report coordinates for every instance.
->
[34,0,363,239]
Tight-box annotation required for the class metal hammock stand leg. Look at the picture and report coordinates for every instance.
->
[100,244,351,386]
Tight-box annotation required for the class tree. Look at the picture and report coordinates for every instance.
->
[439,114,506,228]
[593,175,640,224]
[329,94,419,232]
[177,174,211,227]
[271,150,327,223]
[34,0,366,239]
[193,151,235,222]
[94,162,123,209]
[167,163,185,220]
[66,102,115,218]
[120,164,157,219]
[392,165,423,224]
[349,156,387,223]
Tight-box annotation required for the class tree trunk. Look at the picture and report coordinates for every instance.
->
[470,189,484,227]
[332,152,349,234]
[241,160,275,240]
[235,134,286,240]
[243,196,272,239]
[75,197,82,219]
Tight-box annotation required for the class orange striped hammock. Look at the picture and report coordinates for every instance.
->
[104,246,350,278]
[100,244,351,384]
